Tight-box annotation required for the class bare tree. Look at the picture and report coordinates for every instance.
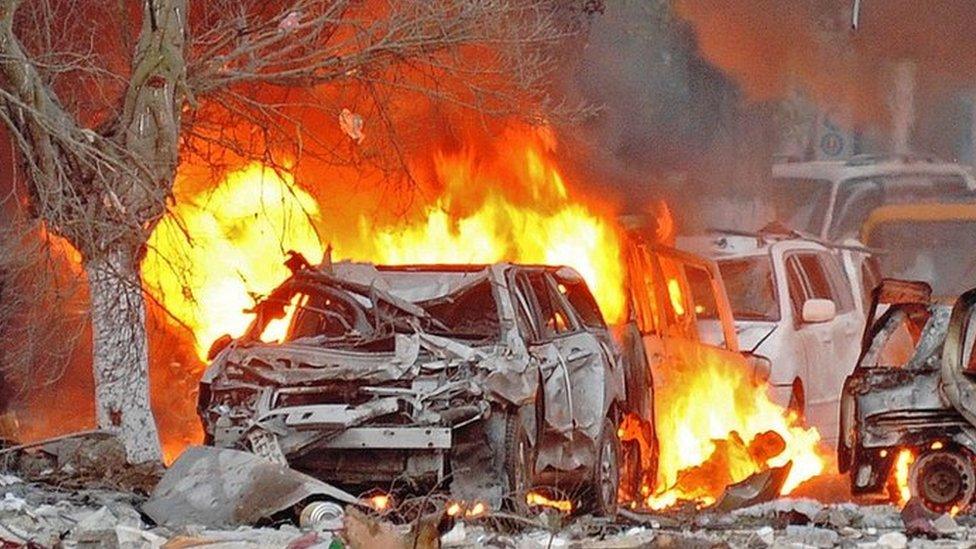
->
[0,0,594,462]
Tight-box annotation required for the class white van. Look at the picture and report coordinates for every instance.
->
[771,155,976,241]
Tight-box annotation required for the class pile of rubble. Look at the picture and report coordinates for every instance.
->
[2,432,976,548]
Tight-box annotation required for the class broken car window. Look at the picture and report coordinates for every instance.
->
[280,276,502,347]
[684,264,727,348]
[718,256,780,321]
[862,304,935,369]
[419,279,500,340]
[795,254,834,302]
[785,256,809,320]
[657,255,696,339]
[522,272,575,339]
[555,274,607,330]
[626,246,664,335]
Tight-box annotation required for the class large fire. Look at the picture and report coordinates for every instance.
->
[646,341,825,509]
[140,123,826,504]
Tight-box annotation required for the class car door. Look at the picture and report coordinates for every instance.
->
[513,269,604,471]
[784,251,859,443]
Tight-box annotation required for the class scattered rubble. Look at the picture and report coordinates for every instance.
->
[3,432,976,548]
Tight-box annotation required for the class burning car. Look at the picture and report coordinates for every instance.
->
[198,255,630,515]
[678,226,872,446]
[839,280,976,513]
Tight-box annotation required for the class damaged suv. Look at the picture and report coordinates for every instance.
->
[198,256,626,514]
[840,280,976,513]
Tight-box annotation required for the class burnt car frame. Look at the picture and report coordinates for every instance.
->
[839,280,976,513]
[198,257,632,514]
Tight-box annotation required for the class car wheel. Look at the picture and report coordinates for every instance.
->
[503,408,534,512]
[619,439,641,505]
[909,449,976,514]
[590,417,621,517]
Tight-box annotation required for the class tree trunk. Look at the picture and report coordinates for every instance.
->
[84,246,162,463]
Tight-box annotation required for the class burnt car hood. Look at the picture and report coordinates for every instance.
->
[202,331,539,407]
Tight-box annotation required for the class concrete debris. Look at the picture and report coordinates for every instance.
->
[0,430,162,494]
[2,455,975,549]
[876,531,908,548]
[782,525,840,547]
[931,513,960,536]
[733,497,824,524]
[755,525,775,545]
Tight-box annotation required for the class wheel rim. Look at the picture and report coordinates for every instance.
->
[910,450,976,513]
[599,435,619,508]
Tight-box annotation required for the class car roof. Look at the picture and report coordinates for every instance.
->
[772,156,975,188]
[676,233,827,260]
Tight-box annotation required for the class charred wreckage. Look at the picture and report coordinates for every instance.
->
[840,280,976,514]
[198,253,641,515]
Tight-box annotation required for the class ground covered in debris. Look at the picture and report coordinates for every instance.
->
[1,433,974,548]
[4,474,976,548]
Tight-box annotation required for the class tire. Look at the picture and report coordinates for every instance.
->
[619,439,641,504]
[909,449,976,514]
[590,417,621,517]
[502,408,534,513]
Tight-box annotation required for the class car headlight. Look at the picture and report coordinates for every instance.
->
[745,353,772,384]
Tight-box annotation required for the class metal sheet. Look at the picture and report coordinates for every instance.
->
[142,446,361,528]
[321,427,451,449]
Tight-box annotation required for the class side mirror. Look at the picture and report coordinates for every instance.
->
[742,352,772,383]
[802,299,836,324]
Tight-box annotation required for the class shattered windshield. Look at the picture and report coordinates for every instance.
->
[865,221,976,297]
[861,304,950,370]
[717,256,780,321]
[770,177,832,235]
[258,276,501,349]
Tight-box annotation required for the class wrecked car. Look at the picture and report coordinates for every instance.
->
[839,280,976,513]
[615,231,770,498]
[198,256,627,515]
[679,224,873,446]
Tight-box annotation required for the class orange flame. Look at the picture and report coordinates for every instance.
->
[142,123,825,505]
[894,448,914,506]
[646,341,825,509]
[144,132,626,359]
[526,491,573,513]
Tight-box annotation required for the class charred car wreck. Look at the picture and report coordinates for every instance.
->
[198,255,641,514]
[840,280,976,513]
